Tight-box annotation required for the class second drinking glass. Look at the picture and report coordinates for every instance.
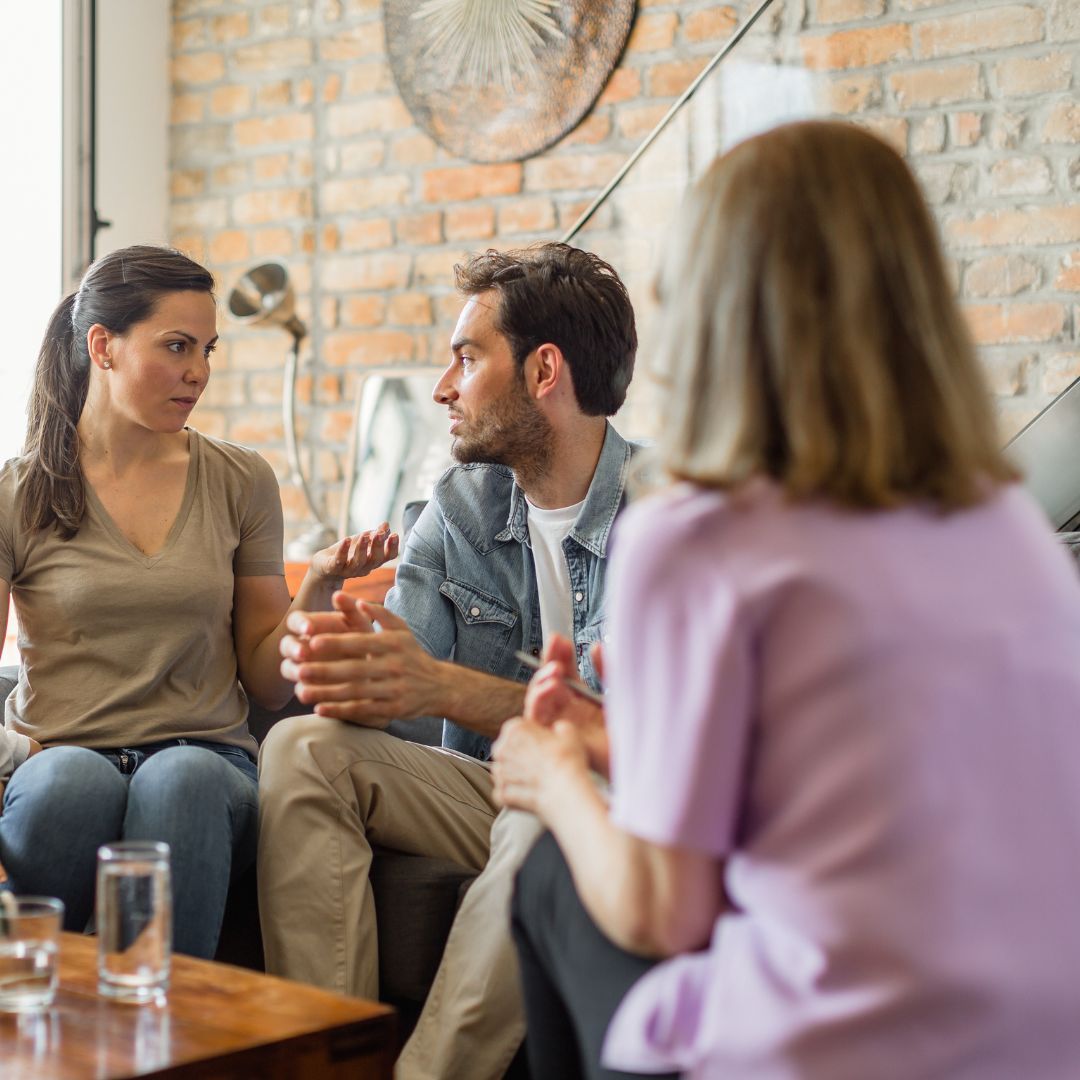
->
[96,841,171,1003]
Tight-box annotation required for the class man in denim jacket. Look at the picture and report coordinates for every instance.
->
[258,243,638,1079]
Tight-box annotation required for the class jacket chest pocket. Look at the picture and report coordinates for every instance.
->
[440,578,519,668]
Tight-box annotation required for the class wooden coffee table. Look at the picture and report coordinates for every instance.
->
[0,932,395,1078]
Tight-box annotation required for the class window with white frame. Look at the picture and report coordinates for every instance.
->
[0,4,64,463]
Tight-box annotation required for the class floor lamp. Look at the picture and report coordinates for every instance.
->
[226,261,336,558]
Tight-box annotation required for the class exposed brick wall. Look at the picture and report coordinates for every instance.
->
[169,0,1080,538]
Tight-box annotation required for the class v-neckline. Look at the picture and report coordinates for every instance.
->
[83,430,201,568]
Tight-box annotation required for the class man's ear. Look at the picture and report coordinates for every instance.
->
[528,343,564,400]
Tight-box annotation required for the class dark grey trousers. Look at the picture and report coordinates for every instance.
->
[511,831,681,1080]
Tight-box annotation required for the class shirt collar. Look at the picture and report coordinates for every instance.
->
[496,422,633,558]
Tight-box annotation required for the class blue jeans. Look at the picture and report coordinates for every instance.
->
[0,740,257,960]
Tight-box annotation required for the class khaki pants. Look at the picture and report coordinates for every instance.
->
[257,715,542,1080]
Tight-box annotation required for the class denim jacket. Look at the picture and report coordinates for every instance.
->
[384,423,637,761]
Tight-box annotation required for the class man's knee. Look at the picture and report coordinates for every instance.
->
[260,714,401,791]
[260,713,339,775]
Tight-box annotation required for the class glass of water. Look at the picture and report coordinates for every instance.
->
[96,841,171,1003]
[0,895,64,1012]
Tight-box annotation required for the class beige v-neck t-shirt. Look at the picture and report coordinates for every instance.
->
[0,429,283,761]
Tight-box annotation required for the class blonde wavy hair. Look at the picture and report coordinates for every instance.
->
[653,120,1017,511]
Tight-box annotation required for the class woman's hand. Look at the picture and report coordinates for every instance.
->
[492,716,591,821]
[311,523,400,583]
[526,635,611,778]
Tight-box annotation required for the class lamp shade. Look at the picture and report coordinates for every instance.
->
[226,261,307,341]
[224,260,334,554]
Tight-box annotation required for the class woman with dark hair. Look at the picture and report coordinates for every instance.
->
[0,245,396,958]
[493,122,1080,1078]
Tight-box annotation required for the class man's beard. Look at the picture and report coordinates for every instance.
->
[450,375,554,484]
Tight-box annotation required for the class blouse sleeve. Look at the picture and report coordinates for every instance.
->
[606,492,756,858]
[0,730,33,783]
[234,452,285,578]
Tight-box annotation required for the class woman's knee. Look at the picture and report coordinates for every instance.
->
[125,747,257,862]
[129,746,251,806]
[0,749,127,884]
[5,747,126,817]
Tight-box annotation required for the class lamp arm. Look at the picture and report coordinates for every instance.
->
[283,336,333,534]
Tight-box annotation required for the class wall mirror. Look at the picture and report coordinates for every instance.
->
[340,365,453,542]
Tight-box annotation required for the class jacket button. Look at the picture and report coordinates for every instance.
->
[470,606,481,617]
[574,591,584,602]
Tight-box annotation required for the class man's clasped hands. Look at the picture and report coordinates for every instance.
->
[279,597,608,810]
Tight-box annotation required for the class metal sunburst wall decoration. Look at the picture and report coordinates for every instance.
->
[384,0,637,163]
[412,0,565,94]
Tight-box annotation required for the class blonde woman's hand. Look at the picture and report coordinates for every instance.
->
[525,635,611,778]
[311,523,400,582]
[492,716,590,820]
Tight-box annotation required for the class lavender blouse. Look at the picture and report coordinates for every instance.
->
[602,481,1080,1079]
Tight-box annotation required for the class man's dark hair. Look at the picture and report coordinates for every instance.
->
[453,243,637,416]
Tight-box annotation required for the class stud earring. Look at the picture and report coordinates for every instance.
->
[103,360,112,369]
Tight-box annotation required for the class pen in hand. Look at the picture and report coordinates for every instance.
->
[514,650,605,706]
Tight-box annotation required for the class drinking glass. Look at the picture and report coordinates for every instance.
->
[96,841,171,1003]
[0,895,64,1012]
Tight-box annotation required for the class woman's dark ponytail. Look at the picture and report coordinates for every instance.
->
[19,245,215,539]
[22,293,89,539]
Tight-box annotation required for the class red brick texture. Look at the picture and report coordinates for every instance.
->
[169,0,1078,536]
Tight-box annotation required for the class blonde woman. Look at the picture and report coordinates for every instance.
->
[493,121,1080,1079]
